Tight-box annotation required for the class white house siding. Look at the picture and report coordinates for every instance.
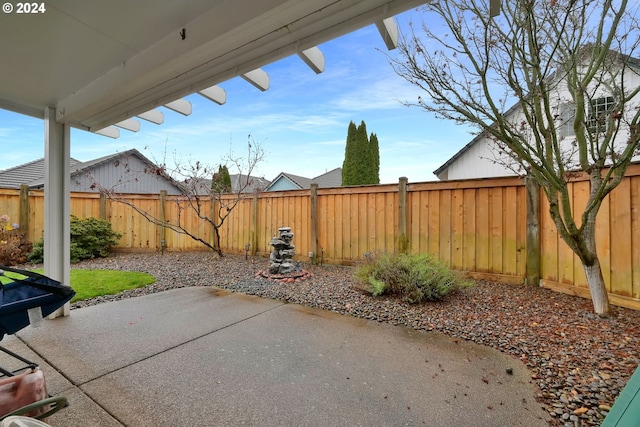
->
[440,64,640,181]
[442,138,514,180]
[70,156,181,195]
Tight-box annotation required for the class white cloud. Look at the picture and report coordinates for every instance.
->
[0,127,16,137]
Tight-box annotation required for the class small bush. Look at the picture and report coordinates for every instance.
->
[355,252,472,303]
[28,216,122,263]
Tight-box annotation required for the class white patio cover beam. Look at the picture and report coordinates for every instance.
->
[114,118,141,132]
[164,99,193,116]
[375,17,398,50]
[241,68,270,92]
[44,107,71,318]
[137,109,164,125]
[198,85,227,105]
[93,126,120,139]
[297,47,325,74]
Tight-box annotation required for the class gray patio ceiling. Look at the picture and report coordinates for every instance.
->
[0,0,426,136]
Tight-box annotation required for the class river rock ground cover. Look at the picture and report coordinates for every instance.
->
[71,251,640,427]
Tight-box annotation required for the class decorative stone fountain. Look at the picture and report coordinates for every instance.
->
[269,227,296,274]
[257,226,312,283]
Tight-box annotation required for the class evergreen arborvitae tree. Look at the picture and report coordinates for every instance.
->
[370,133,380,184]
[342,120,381,185]
[211,165,232,193]
[341,121,358,185]
[354,121,369,183]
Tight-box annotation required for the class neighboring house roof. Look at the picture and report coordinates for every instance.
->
[186,174,270,195]
[0,157,82,189]
[27,148,179,190]
[312,167,343,187]
[230,174,270,193]
[265,167,342,191]
[0,149,183,194]
[267,172,313,191]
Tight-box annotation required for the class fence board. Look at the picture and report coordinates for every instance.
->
[515,186,527,277]
[386,191,397,254]
[334,193,343,261]
[462,189,476,271]
[451,188,464,269]
[489,187,503,273]
[596,193,612,292]
[318,194,328,260]
[439,189,452,264]
[369,192,379,254]
[376,192,389,253]
[475,187,490,272]
[610,179,632,297]
[540,194,559,282]
[504,187,518,276]
[342,193,353,260]
[349,194,360,259]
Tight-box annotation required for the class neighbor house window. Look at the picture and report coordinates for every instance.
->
[587,96,615,134]
[558,102,576,139]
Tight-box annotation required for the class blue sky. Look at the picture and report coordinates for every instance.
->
[0,9,474,184]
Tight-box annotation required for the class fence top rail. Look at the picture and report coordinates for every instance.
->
[0,188,20,196]
[317,184,399,196]
[560,162,640,182]
[70,191,103,199]
[257,189,310,198]
[408,176,525,191]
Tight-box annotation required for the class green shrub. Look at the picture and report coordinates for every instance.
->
[28,216,122,263]
[355,252,472,303]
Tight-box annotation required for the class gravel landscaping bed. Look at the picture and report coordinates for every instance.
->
[72,251,640,427]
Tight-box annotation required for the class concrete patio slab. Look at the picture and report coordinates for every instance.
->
[4,287,549,427]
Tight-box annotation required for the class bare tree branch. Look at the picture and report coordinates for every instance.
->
[390,0,640,315]
[91,137,266,257]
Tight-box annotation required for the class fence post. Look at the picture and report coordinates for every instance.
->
[251,192,258,256]
[525,176,540,286]
[19,184,29,239]
[310,183,319,264]
[159,190,167,251]
[99,193,107,220]
[397,177,409,253]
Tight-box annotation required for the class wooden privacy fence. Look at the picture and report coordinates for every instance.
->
[2,164,639,310]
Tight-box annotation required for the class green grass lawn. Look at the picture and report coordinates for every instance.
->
[1,269,156,303]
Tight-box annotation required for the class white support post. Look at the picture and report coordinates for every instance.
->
[44,106,71,318]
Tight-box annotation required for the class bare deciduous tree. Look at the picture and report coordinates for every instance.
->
[391,0,640,315]
[94,138,265,257]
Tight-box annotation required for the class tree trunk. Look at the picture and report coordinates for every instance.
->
[583,258,610,317]
[213,227,223,257]
[580,213,611,317]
